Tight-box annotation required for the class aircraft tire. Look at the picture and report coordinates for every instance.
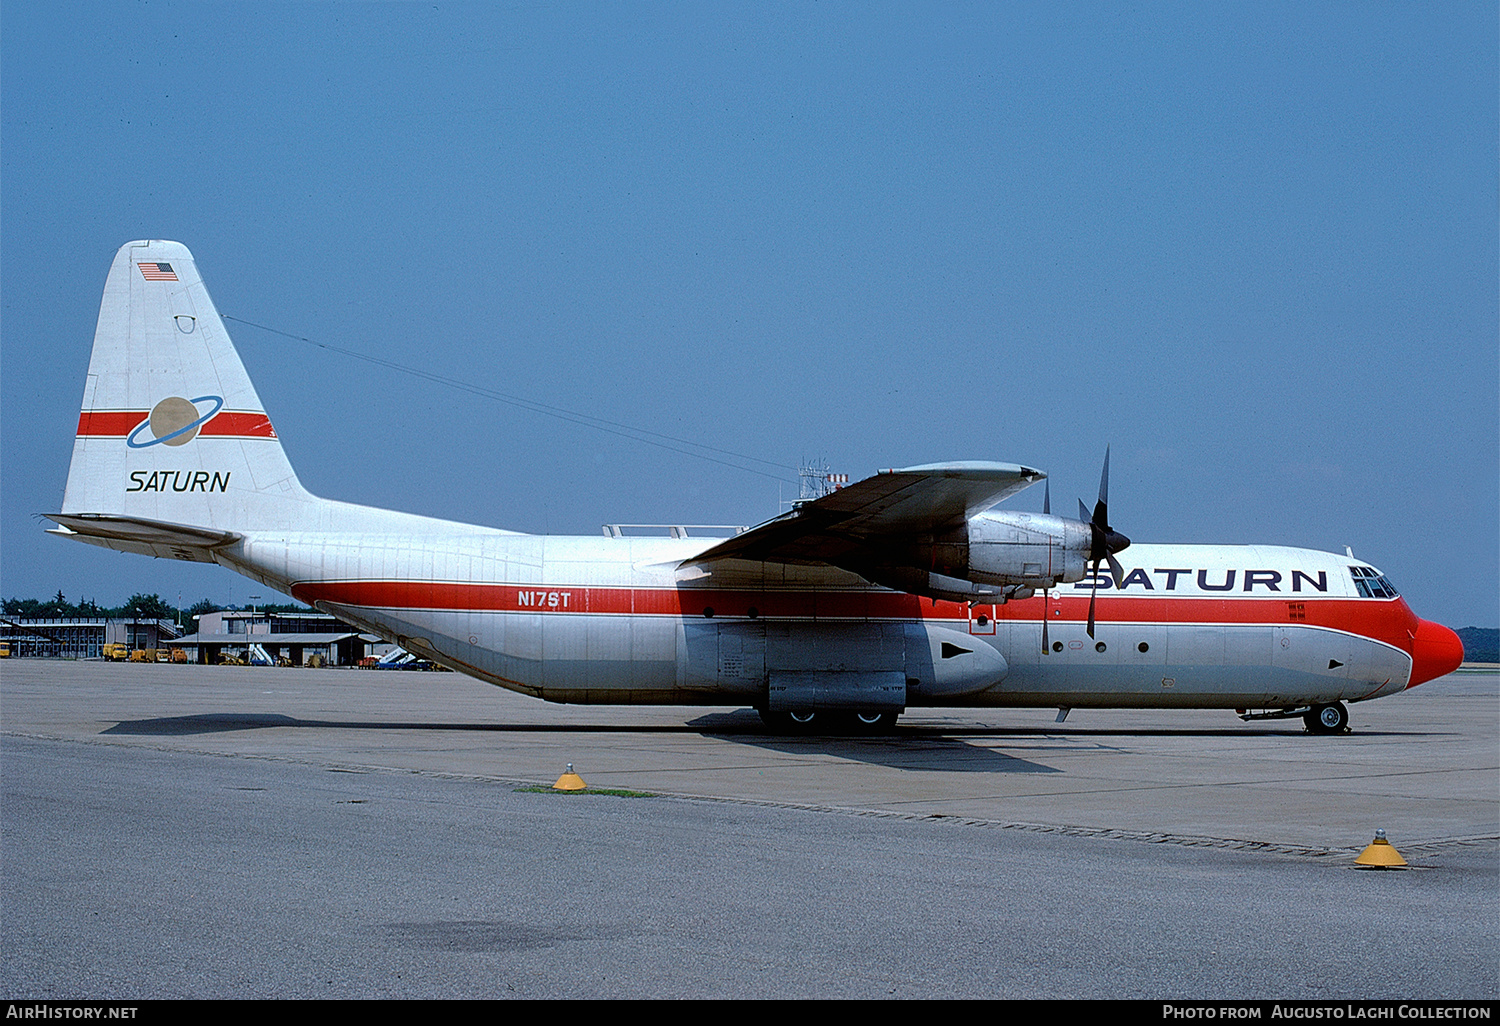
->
[758,709,827,734]
[848,710,899,734]
[1304,702,1349,735]
[757,708,899,734]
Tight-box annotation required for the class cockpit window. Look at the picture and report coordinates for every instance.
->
[1349,565,1399,598]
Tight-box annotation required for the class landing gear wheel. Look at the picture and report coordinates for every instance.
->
[849,710,899,733]
[1303,702,1349,735]
[758,708,825,734]
[757,709,899,734]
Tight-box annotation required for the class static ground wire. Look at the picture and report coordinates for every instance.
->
[224,315,798,486]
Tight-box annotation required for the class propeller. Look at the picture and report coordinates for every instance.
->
[1041,480,1051,654]
[1078,446,1131,639]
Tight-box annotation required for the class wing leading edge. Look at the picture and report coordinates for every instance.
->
[685,461,1044,569]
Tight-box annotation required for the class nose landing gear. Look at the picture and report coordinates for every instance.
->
[1303,702,1350,735]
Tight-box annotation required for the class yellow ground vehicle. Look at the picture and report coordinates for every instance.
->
[0,641,10,658]
[102,642,129,661]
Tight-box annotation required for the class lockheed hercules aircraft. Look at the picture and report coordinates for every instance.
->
[49,241,1464,733]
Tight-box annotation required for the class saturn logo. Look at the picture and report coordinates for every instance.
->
[126,395,224,448]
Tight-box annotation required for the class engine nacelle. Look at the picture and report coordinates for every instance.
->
[848,510,1092,603]
[963,510,1092,587]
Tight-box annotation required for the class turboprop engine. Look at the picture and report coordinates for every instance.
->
[856,450,1131,612]
[967,509,1096,586]
[855,510,1093,604]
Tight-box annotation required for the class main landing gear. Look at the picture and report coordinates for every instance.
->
[1303,702,1350,735]
[758,709,900,735]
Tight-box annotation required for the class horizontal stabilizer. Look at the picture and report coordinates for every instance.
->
[44,513,241,562]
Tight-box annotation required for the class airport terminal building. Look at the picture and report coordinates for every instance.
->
[2,610,375,666]
[0,616,181,659]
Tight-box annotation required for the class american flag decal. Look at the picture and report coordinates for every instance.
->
[138,262,178,281]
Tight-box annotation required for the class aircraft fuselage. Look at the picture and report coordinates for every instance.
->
[214,531,1427,712]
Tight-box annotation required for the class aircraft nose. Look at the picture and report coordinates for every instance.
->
[1408,619,1464,687]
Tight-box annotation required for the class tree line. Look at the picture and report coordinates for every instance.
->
[2,592,310,621]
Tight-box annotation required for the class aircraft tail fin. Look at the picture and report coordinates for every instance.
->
[57,240,317,542]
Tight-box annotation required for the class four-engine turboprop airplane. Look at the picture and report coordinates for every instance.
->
[48,241,1465,734]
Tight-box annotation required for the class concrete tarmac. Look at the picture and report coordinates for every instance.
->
[2,659,1496,999]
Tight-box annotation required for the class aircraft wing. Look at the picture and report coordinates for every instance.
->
[686,461,1043,568]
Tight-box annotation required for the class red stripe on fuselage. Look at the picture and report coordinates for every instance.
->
[290,580,1421,656]
[76,410,276,438]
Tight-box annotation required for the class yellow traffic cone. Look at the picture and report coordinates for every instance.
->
[1354,828,1407,869]
[553,763,586,791]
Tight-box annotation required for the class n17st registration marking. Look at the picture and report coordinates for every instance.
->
[517,590,572,609]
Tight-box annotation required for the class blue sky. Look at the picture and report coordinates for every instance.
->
[2,2,1496,628]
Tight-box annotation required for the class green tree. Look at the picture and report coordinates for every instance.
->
[187,598,221,619]
[39,590,78,618]
[120,593,173,620]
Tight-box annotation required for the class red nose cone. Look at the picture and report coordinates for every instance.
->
[1408,619,1464,687]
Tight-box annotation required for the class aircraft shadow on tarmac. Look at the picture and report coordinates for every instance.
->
[98,708,1425,777]
[100,709,1065,773]
[98,708,1422,741]
[673,711,1431,771]
[680,709,1058,771]
[703,733,1062,773]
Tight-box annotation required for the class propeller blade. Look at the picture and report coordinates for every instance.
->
[1083,447,1125,639]
[1043,479,1050,516]
[1041,595,1049,654]
[1081,497,1110,564]
[1081,448,1131,563]
[1093,445,1111,529]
